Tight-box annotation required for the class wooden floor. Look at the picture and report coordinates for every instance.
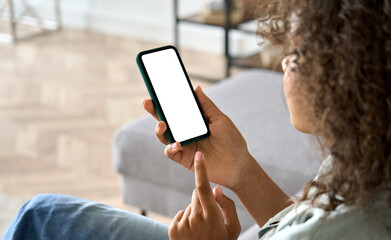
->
[0,28,225,227]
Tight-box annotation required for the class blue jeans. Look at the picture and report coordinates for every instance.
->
[2,194,169,240]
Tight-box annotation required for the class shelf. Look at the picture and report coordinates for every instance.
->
[231,53,283,72]
[178,13,256,34]
[174,0,282,80]
[232,53,261,68]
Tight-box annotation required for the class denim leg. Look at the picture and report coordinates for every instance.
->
[2,194,169,240]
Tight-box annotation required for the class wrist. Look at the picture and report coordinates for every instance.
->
[229,155,293,226]
[230,154,260,193]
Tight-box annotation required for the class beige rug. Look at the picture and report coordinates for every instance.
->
[0,193,24,237]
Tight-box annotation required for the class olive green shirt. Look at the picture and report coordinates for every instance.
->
[258,156,391,239]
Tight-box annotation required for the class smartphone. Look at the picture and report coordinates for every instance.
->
[136,45,210,146]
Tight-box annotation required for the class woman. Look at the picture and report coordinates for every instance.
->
[2,0,390,239]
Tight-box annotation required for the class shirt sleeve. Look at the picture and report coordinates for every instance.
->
[258,204,295,239]
[259,202,391,240]
[259,155,391,239]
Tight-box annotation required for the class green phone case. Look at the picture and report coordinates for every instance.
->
[136,45,210,146]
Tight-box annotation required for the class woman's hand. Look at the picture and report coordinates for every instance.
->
[169,151,241,240]
[142,85,255,191]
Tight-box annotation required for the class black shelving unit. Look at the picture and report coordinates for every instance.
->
[174,0,260,82]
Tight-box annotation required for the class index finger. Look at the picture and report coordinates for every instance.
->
[194,151,216,211]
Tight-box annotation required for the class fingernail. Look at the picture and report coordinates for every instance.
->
[172,143,178,151]
[195,151,202,161]
[216,186,223,194]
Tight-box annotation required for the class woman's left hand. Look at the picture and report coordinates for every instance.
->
[168,151,241,240]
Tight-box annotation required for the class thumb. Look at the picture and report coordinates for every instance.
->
[213,186,241,238]
[194,85,224,122]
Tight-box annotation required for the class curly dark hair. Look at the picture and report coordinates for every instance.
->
[256,0,391,211]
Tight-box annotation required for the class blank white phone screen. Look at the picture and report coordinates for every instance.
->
[142,48,208,142]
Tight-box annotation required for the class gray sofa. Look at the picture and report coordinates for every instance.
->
[112,69,321,238]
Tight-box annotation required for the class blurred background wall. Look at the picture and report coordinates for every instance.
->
[27,0,259,55]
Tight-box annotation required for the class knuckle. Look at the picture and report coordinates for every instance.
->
[168,224,178,237]
[169,222,177,229]
[159,137,166,144]
[159,140,166,146]
[186,203,191,212]
[188,217,200,228]
[177,209,185,216]
[164,147,171,158]
[191,209,203,219]
[189,214,203,228]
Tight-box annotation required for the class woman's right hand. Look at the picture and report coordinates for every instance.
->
[142,85,255,191]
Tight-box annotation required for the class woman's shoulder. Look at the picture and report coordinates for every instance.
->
[259,155,391,240]
[260,184,391,240]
